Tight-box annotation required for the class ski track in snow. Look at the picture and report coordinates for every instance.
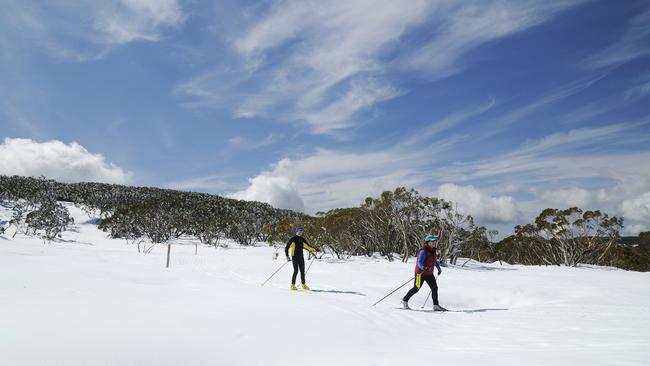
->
[1,203,649,365]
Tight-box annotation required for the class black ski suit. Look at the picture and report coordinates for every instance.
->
[285,235,318,285]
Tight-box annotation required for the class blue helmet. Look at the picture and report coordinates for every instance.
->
[296,226,304,233]
[424,234,438,242]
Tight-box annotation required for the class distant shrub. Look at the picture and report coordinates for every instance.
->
[26,200,74,241]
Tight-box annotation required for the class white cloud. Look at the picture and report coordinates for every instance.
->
[621,192,650,222]
[178,0,582,135]
[623,224,648,237]
[540,187,594,207]
[0,138,130,184]
[234,153,418,214]
[435,183,518,224]
[231,175,305,212]
[229,131,449,213]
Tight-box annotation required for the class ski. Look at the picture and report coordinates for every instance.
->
[396,307,460,313]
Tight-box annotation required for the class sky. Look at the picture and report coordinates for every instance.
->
[1,0,649,237]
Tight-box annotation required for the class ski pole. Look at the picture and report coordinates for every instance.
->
[261,260,290,286]
[420,273,438,309]
[372,277,414,307]
[421,290,432,309]
[306,256,316,274]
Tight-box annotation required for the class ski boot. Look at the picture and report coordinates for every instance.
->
[301,284,311,291]
[401,300,410,309]
[290,284,298,291]
[433,304,447,312]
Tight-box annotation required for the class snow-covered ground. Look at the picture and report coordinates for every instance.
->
[1,203,649,365]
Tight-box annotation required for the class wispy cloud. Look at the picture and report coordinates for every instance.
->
[441,122,650,182]
[399,98,495,147]
[483,73,608,136]
[509,123,637,157]
[177,0,584,135]
[229,0,431,134]
[165,174,231,192]
[95,0,185,45]
[625,73,650,99]
[0,0,185,62]
[401,0,588,76]
[586,8,650,69]
[0,91,49,139]
[228,133,283,150]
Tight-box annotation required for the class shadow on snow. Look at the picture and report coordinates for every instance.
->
[311,289,366,296]
[447,264,517,272]
[397,307,509,313]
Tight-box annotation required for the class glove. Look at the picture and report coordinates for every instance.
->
[423,266,430,272]
[437,269,442,276]
[286,256,291,262]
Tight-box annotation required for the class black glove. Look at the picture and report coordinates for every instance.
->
[437,268,442,276]
[286,256,291,262]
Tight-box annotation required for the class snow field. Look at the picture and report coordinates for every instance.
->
[1,204,649,365]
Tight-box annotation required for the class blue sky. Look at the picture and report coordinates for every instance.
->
[1,0,649,236]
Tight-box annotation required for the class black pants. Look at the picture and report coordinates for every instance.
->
[403,274,438,305]
[291,256,306,285]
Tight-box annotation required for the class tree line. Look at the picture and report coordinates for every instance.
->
[1,174,648,270]
[0,175,306,250]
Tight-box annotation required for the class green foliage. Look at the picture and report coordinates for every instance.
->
[606,244,650,271]
[638,231,650,242]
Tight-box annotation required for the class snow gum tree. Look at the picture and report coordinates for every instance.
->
[20,177,74,242]
[264,187,477,263]
[515,207,623,266]
[25,200,74,241]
